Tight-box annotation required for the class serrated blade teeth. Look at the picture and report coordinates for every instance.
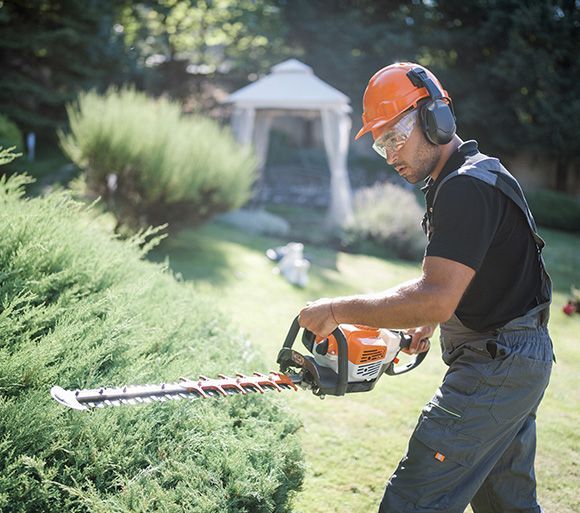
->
[52,371,298,410]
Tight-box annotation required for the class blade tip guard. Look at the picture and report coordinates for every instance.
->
[50,386,88,411]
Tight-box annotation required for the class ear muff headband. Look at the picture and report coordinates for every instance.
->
[406,67,456,145]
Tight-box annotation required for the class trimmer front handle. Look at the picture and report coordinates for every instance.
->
[277,316,349,396]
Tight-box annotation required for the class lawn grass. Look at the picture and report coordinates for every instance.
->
[150,221,580,513]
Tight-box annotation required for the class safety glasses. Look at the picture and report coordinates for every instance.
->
[372,110,417,160]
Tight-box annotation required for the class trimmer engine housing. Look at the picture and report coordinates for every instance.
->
[277,318,428,397]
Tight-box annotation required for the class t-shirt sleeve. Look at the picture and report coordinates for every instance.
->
[425,177,501,271]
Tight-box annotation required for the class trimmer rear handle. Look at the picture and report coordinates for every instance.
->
[385,331,429,376]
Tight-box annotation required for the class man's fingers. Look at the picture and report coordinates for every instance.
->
[411,332,424,351]
[406,336,430,354]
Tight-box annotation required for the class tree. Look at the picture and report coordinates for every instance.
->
[0,0,138,137]
[415,0,580,191]
[494,0,580,191]
[279,0,422,111]
[119,0,291,106]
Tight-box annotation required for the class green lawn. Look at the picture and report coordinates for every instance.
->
[150,222,580,513]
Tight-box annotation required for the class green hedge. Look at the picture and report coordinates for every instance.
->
[342,182,426,261]
[0,150,303,512]
[59,88,256,230]
[526,188,580,233]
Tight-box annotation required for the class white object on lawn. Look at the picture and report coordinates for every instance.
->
[274,242,310,288]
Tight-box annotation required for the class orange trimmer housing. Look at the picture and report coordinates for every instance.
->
[278,318,428,397]
[309,324,407,385]
[314,325,388,363]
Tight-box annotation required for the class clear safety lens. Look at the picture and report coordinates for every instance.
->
[372,110,417,160]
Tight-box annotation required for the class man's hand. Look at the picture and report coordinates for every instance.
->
[402,324,436,355]
[298,298,338,338]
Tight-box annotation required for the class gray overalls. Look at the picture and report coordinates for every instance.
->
[379,142,554,513]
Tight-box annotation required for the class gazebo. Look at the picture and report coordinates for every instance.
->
[227,59,354,227]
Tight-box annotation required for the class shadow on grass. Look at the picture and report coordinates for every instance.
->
[148,221,419,301]
[150,217,578,299]
[149,225,236,285]
[148,221,344,286]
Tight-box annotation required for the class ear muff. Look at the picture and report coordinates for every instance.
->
[418,98,457,145]
[406,67,456,145]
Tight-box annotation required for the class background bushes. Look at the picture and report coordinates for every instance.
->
[0,114,23,154]
[59,88,256,230]
[526,188,580,233]
[342,182,426,261]
[0,151,303,513]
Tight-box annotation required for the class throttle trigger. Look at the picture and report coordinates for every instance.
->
[315,339,329,356]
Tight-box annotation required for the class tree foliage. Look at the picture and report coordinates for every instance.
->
[0,0,138,135]
[275,0,579,191]
[410,0,580,190]
[1,0,578,190]
[119,0,291,103]
[279,1,420,110]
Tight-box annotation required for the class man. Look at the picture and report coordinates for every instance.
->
[298,62,553,512]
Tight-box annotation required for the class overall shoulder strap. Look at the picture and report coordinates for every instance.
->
[432,153,545,250]
[432,147,552,323]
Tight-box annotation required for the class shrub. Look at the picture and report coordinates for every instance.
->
[0,114,24,154]
[342,182,426,261]
[59,88,256,230]
[526,188,580,233]
[0,152,303,512]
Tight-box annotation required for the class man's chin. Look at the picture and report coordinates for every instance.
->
[401,167,432,184]
[402,174,421,185]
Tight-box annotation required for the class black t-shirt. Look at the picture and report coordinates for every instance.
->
[422,140,543,332]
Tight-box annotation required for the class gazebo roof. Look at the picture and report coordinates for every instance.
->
[227,59,351,112]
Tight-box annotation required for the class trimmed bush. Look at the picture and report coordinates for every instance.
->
[526,188,580,233]
[0,151,303,512]
[342,182,426,261]
[0,114,23,154]
[59,88,256,230]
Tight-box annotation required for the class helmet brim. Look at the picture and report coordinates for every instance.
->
[354,118,389,141]
[354,108,417,141]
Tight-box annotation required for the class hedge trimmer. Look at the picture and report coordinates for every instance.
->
[51,317,428,410]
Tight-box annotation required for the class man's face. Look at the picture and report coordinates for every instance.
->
[373,112,440,184]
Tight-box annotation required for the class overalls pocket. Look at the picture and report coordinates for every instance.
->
[404,408,481,509]
[431,346,490,419]
[413,410,479,467]
[488,349,552,424]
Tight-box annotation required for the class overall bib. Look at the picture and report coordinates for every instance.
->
[379,144,554,513]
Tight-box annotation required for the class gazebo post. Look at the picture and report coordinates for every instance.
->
[321,107,354,228]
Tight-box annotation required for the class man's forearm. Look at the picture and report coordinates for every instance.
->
[330,277,450,329]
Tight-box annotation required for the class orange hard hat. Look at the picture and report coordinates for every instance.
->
[355,62,451,140]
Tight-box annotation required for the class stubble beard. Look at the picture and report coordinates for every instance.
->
[402,143,441,184]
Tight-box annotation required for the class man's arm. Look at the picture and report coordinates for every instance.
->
[298,256,476,338]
